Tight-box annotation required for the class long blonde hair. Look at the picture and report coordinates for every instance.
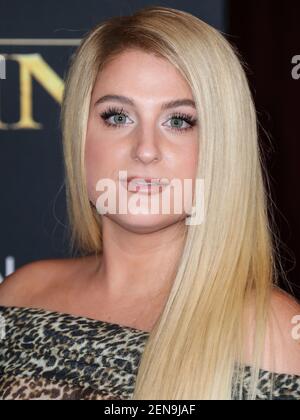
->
[61,6,284,399]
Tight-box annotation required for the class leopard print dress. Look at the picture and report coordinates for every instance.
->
[0,305,299,400]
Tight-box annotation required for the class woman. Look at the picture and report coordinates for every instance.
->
[0,6,299,400]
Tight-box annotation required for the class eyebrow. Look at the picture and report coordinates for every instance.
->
[94,94,196,110]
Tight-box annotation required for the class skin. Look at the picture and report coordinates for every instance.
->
[83,48,199,318]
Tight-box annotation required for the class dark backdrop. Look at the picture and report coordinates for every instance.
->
[229,0,300,299]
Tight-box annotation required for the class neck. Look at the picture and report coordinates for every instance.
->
[94,216,187,301]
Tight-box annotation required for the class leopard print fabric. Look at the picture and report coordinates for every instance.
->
[0,306,299,400]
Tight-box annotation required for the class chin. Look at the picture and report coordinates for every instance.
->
[105,213,185,234]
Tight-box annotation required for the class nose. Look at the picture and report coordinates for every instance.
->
[130,125,162,164]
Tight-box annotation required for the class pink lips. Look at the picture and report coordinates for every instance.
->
[128,176,159,183]
[120,175,170,194]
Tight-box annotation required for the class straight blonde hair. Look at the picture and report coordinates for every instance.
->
[61,6,284,399]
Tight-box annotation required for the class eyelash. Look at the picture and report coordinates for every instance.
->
[99,106,197,133]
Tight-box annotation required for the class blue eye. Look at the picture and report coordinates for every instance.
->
[164,114,197,132]
[100,106,131,129]
[100,106,197,132]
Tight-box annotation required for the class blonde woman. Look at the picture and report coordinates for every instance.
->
[0,6,300,400]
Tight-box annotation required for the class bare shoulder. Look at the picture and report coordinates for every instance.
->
[0,257,89,308]
[268,287,300,370]
[244,286,300,375]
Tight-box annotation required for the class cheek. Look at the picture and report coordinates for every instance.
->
[176,143,199,209]
[84,132,107,203]
[84,129,124,204]
[176,141,199,181]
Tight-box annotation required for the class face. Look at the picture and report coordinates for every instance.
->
[85,49,199,233]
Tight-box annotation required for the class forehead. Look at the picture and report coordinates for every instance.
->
[92,49,193,101]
